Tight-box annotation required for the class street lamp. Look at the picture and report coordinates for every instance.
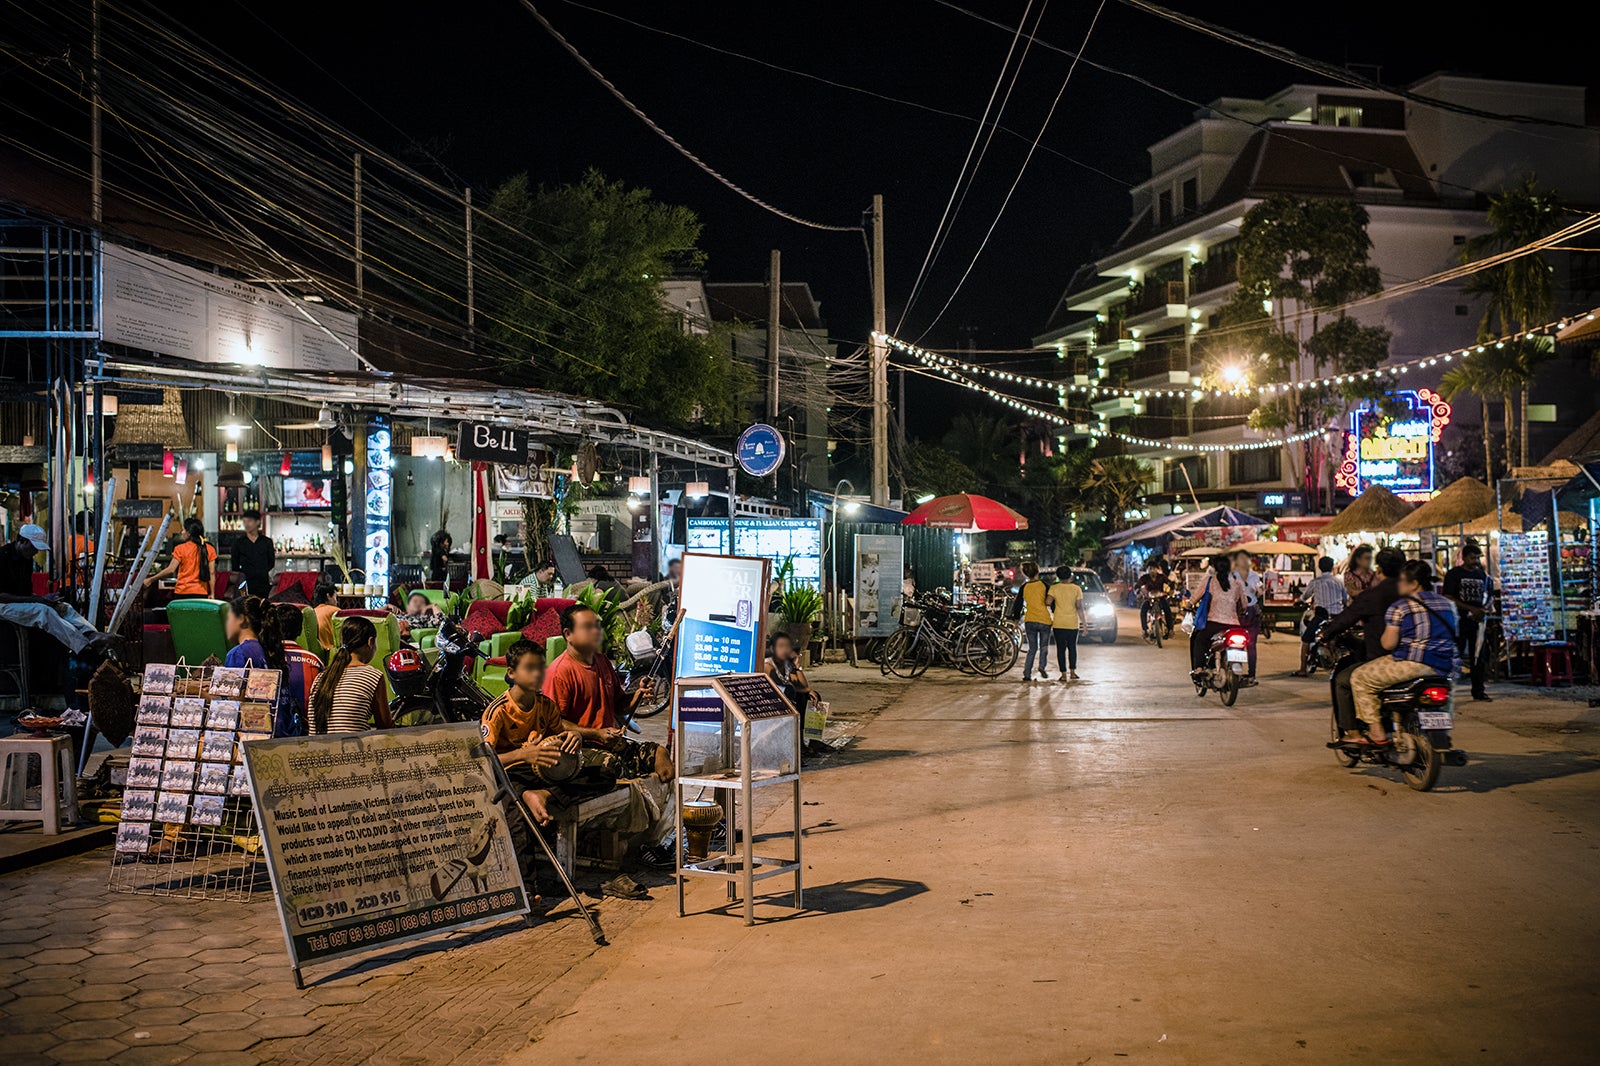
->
[828,479,858,644]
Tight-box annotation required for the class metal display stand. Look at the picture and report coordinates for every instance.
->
[673,674,802,925]
[109,662,272,901]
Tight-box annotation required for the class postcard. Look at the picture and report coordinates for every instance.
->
[159,761,196,792]
[228,765,252,797]
[154,791,190,824]
[115,822,152,853]
[130,728,167,758]
[164,729,201,762]
[244,670,280,702]
[209,668,246,698]
[206,700,241,731]
[169,698,206,728]
[201,730,235,762]
[136,696,170,726]
[239,703,273,734]
[190,795,225,826]
[125,756,162,789]
[196,762,230,795]
[142,663,176,695]
[121,789,156,821]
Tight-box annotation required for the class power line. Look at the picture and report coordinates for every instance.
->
[1117,0,1600,132]
[513,0,859,234]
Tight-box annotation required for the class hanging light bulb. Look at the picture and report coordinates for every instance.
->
[215,393,248,439]
[321,443,333,472]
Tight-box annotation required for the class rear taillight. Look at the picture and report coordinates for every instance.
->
[1226,633,1249,648]
[1421,685,1450,705]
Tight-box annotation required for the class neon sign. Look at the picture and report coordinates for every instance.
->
[1335,388,1450,502]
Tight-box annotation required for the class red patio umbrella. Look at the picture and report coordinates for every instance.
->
[902,493,1029,531]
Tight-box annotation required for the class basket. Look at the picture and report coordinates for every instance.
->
[900,605,923,628]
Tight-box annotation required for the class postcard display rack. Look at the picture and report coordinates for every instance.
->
[1498,532,1556,644]
[673,673,803,925]
[108,662,277,901]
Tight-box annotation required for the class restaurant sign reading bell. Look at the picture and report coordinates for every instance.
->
[456,422,528,464]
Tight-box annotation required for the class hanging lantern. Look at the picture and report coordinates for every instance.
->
[175,459,188,486]
[280,452,292,476]
[321,443,333,472]
[225,442,239,463]
[627,476,650,495]
[101,394,119,417]
[163,449,175,477]
[686,480,710,498]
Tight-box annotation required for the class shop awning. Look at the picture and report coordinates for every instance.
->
[1101,505,1265,549]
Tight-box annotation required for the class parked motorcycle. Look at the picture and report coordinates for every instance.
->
[1323,636,1466,792]
[385,618,492,726]
[619,610,684,729]
[1193,625,1252,705]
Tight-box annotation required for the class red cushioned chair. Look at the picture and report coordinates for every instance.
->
[273,571,320,603]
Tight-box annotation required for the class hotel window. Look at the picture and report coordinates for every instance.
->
[1181,178,1198,215]
[1158,190,1173,225]
[1228,448,1281,485]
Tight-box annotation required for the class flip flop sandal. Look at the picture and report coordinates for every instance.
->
[600,875,650,901]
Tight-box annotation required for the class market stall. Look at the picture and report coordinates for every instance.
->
[1386,477,1497,571]
[1311,485,1415,567]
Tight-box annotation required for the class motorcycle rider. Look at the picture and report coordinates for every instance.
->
[1349,560,1460,746]
[1135,558,1174,638]
[1317,547,1405,741]
[1188,553,1246,684]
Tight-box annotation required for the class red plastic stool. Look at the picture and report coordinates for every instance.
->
[1532,642,1574,687]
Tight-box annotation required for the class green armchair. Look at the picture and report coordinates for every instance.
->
[166,599,231,664]
[330,612,403,701]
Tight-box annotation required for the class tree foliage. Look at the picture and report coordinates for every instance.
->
[483,170,738,428]
[1209,195,1391,498]
[902,441,979,501]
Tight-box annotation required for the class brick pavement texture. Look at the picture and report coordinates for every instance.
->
[0,851,654,1064]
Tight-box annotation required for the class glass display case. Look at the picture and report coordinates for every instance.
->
[673,674,802,925]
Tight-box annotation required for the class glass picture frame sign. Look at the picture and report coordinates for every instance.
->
[110,662,274,902]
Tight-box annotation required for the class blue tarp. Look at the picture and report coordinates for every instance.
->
[1102,505,1266,549]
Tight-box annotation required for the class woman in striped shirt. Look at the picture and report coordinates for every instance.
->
[308,616,394,734]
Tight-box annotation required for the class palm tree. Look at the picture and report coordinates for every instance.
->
[1440,359,1496,481]
[942,412,1017,490]
[1085,455,1154,532]
[1462,176,1562,466]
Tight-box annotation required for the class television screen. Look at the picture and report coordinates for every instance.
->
[282,477,332,510]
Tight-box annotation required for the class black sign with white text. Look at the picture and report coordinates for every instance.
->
[456,422,528,464]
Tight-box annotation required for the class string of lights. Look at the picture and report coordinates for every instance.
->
[877,306,1600,400]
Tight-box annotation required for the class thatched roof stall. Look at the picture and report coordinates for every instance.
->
[1317,485,1415,538]
[1461,504,1586,537]
[1389,478,1496,534]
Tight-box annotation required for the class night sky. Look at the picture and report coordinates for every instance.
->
[105,1,1600,434]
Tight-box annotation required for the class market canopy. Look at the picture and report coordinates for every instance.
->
[902,493,1028,532]
[1238,539,1317,555]
[1461,503,1586,537]
[1389,477,1496,533]
[1101,504,1266,549]
[1316,485,1414,537]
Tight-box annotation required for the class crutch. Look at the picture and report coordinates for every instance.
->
[479,745,606,946]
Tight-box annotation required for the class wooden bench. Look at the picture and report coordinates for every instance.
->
[551,786,633,877]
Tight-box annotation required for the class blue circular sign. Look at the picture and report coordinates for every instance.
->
[735,423,786,477]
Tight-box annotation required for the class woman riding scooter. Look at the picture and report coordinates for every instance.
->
[1188,553,1246,688]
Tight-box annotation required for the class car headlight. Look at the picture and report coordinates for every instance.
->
[1090,603,1114,618]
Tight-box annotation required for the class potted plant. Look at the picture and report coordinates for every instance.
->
[778,583,824,663]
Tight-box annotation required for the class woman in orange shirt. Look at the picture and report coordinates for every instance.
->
[145,517,217,599]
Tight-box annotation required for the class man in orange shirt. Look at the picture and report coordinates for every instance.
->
[542,604,671,781]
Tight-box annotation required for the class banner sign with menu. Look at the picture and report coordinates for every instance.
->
[101,243,359,372]
[673,552,771,680]
[242,723,528,982]
[853,534,904,638]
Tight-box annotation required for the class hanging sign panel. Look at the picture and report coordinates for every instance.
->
[101,243,359,372]
[456,422,529,464]
[674,552,771,679]
[854,534,904,638]
[735,424,786,478]
[243,723,528,983]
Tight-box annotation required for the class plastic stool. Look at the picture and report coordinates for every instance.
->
[0,734,80,834]
[1532,642,1575,687]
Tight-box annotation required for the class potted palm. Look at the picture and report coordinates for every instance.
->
[778,583,824,664]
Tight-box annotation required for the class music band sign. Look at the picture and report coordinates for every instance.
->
[456,422,529,464]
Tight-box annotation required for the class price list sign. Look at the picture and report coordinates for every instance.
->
[242,723,528,981]
[674,552,771,680]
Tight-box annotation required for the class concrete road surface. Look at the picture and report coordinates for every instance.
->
[512,612,1600,1065]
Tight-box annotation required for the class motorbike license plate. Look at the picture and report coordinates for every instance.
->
[1416,711,1453,730]
[1225,649,1249,664]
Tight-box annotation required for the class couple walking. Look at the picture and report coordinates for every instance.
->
[1014,562,1085,682]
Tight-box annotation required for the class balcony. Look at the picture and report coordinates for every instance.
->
[1189,254,1238,297]
[1127,341,1190,384]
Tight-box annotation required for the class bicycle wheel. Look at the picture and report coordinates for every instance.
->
[879,628,912,677]
[966,627,1017,677]
[903,633,934,678]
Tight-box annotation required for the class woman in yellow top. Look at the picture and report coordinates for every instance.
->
[1015,562,1054,681]
[1047,566,1084,680]
[144,517,217,599]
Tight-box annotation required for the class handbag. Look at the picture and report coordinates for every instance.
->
[1191,587,1213,631]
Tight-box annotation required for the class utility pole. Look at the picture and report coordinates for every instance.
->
[90,0,101,227]
[766,248,780,421]
[870,194,888,506]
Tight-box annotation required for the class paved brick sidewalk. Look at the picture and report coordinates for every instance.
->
[0,849,654,1065]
